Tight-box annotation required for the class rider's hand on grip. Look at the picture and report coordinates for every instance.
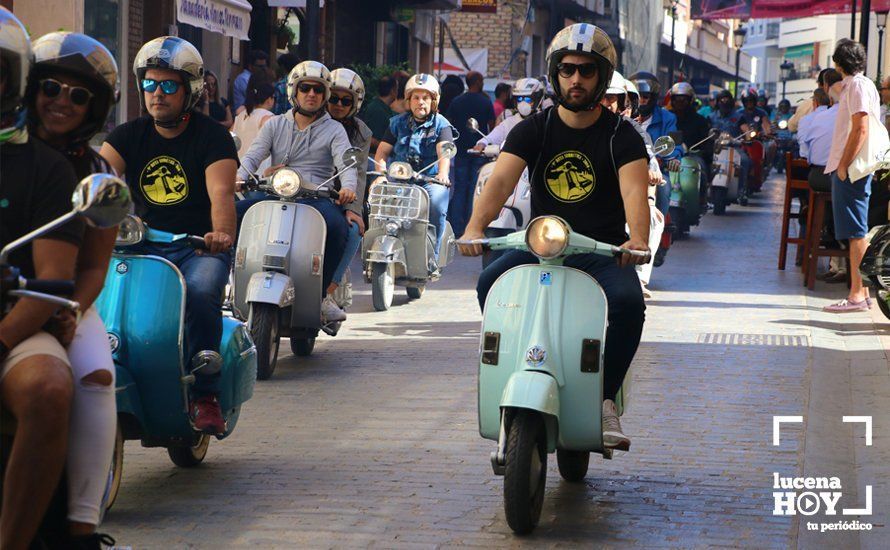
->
[616,238,650,268]
[45,309,77,347]
[336,188,355,206]
[200,232,232,254]
[263,164,285,178]
[457,228,486,257]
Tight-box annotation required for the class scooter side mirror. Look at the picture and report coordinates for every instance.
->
[73,173,133,228]
[440,142,458,160]
[230,131,242,151]
[653,136,676,157]
[467,118,480,133]
[341,146,361,167]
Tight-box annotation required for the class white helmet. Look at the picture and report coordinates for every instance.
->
[669,81,695,98]
[405,74,440,101]
[134,36,204,123]
[0,7,30,141]
[287,60,332,115]
[606,71,626,95]
[512,77,545,117]
[329,68,365,117]
[624,78,640,117]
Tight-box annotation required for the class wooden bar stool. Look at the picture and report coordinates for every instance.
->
[803,190,850,290]
[778,153,810,270]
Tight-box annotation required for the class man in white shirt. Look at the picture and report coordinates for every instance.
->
[798,88,835,176]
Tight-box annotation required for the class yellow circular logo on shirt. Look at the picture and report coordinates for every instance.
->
[139,156,189,205]
[544,151,596,203]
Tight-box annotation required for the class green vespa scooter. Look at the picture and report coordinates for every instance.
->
[460,215,652,534]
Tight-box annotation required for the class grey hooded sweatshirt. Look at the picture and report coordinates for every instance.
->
[237,111,357,192]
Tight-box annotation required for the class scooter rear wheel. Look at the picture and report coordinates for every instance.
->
[371,263,394,311]
[290,337,315,357]
[556,449,589,482]
[406,285,424,300]
[877,289,890,320]
[503,410,547,534]
[251,303,280,380]
[103,424,124,513]
[167,434,210,467]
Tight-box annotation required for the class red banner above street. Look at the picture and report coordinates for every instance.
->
[692,0,890,20]
[461,0,497,13]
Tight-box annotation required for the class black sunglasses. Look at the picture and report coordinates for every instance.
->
[39,78,94,106]
[298,83,326,95]
[556,62,598,79]
[328,95,354,107]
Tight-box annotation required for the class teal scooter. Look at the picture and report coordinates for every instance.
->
[95,216,257,510]
[460,215,651,534]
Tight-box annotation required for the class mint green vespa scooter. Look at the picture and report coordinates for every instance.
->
[462,215,652,534]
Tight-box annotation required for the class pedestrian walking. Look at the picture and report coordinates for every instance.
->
[232,49,268,112]
[272,53,298,115]
[361,75,397,154]
[231,73,275,160]
[492,82,511,122]
[196,70,233,128]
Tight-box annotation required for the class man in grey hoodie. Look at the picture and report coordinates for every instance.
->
[238,61,356,322]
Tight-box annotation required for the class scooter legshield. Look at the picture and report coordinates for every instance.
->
[679,156,702,224]
[235,200,325,331]
[217,317,256,436]
[478,264,608,452]
[96,255,192,440]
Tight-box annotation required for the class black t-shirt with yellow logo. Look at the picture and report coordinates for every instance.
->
[502,107,647,246]
[106,111,238,236]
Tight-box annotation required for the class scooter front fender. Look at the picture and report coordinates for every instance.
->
[366,235,406,268]
[246,271,294,308]
[501,371,560,452]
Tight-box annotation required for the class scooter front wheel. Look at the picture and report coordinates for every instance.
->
[290,337,315,357]
[371,263,394,311]
[251,303,280,380]
[503,410,547,534]
[556,449,589,482]
[103,423,124,513]
[712,186,727,215]
[167,434,211,467]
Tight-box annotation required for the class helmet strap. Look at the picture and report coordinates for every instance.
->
[154,111,190,129]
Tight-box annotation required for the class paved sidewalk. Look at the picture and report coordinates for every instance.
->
[105,174,889,548]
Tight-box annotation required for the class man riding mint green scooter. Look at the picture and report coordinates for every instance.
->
[458,23,650,451]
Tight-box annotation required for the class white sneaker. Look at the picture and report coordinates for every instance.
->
[602,399,631,451]
[321,296,347,323]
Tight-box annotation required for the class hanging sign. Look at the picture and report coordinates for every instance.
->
[462,0,497,13]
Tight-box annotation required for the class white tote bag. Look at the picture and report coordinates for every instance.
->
[849,99,890,182]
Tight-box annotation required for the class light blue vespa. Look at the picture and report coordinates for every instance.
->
[95,218,257,510]
[466,216,646,535]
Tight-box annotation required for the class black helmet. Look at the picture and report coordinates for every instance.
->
[27,32,120,145]
[545,23,617,112]
[629,71,661,98]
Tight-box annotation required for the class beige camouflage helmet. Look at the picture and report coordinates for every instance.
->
[287,60,332,108]
[134,36,204,112]
[545,23,617,110]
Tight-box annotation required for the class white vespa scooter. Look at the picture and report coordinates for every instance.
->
[362,143,459,311]
[233,148,361,380]
[466,118,532,268]
[711,129,757,215]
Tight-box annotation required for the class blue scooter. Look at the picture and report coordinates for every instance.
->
[95,216,257,510]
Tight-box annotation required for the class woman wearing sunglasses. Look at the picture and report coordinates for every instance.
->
[323,68,371,316]
[25,31,121,548]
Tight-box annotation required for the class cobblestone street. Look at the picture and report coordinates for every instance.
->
[105,174,890,549]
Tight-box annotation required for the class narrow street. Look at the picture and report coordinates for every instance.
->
[105,174,890,548]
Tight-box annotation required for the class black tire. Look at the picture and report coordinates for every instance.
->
[503,410,547,535]
[712,186,727,215]
[877,290,890,320]
[371,263,394,311]
[406,285,424,300]
[669,207,686,239]
[556,449,589,482]
[290,337,315,357]
[103,424,124,513]
[167,434,210,467]
[251,303,280,380]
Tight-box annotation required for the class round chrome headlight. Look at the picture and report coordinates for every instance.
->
[115,215,145,246]
[387,162,413,181]
[271,168,302,198]
[385,221,400,236]
[526,216,569,260]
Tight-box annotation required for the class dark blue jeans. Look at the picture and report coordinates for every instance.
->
[448,156,487,237]
[132,241,231,397]
[476,250,646,401]
[422,181,450,256]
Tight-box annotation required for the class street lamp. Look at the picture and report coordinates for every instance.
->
[734,25,747,100]
[878,10,889,83]
[780,60,794,101]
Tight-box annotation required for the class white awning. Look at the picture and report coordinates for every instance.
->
[267,1,325,7]
[176,0,252,41]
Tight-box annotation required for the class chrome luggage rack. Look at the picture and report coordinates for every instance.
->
[368,182,424,222]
